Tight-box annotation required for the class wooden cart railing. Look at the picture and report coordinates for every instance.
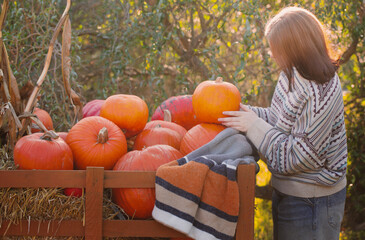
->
[0,164,256,239]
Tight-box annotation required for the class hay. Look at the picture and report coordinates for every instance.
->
[0,147,168,240]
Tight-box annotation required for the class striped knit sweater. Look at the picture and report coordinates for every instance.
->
[246,69,348,197]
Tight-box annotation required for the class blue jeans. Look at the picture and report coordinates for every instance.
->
[272,187,346,240]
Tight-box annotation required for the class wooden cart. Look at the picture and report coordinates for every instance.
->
[0,163,255,239]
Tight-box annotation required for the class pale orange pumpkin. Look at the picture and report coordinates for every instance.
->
[180,123,226,155]
[192,77,241,123]
[112,145,183,219]
[14,131,73,170]
[133,125,182,150]
[144,110,187,138]
[66,116,127,170]
[100,94,149,138]
[31,108,54,133]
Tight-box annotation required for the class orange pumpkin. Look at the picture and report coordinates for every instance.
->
[66,116,127,170]
[14,131,73,170]
[180,123,226,155]
[112,145,183,219]
[100,94,148,138]
[144,110,187,138]
[31,108,54,133]
[133,125,182,150]
[192,77,241,123]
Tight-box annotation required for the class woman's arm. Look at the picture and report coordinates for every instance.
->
[246,89,347,185]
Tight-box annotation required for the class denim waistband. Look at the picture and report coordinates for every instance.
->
[271,175,347,198]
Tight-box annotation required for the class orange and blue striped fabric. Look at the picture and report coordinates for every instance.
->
[152,128,258,240]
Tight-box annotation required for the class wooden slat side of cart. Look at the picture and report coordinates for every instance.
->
[0,164,255,240]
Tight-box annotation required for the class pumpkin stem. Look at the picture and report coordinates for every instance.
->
[215,77,223,83]
[97,127,109,144]
[40,130,59,141]
[163,109,172,122]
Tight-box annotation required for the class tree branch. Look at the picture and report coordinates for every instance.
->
[339,37,359,65]
[163,13,210,79]
[338,2,364,65]
[192,4,233,50]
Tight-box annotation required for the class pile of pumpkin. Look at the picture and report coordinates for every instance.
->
[13,77,241,221]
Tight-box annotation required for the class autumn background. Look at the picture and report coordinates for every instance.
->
[0,0,364,239]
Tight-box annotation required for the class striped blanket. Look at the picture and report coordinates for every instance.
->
[152,128,258,240]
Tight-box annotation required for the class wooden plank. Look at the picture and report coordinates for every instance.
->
[85,167,104,240]
[0,170,85,188]
[236,164,256,240]
[103,220,188,238]
[0,220,83,236]
[104,171,156,188]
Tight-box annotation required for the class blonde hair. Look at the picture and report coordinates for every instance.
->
[265,7,338,89]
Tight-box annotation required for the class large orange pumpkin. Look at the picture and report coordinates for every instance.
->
[100,94,148,138]
[180,123,226,155]
[31,108,54,133]
[66,116,127,170]
[192,77,241,123]
[14,131,73,170]
[133,125,182,150]
[112,145,183,219]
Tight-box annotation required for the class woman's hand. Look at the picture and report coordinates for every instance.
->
[218,103,259,133]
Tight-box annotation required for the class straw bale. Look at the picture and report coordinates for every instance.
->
[0,147,167,240]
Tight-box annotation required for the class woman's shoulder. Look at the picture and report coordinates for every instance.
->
[292,68,312,90]
[292,69,341,95]
[293,70,343,112]
[276,69,310,98]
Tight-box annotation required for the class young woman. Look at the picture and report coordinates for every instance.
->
[218,7,347,240]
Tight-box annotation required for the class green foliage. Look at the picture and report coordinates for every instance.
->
[4,0,82,131]
[3,0,365,238]
[343,85,365,230]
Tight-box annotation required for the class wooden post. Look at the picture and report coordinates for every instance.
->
[85,167,104,240]
[236,164,256,240]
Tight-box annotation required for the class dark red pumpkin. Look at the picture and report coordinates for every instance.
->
[133,125,182,150]
[14,131,73,170]
[64,188,83,198]
[180,123,226,155]
[66,116,127,170]
[31,108,54,133]
[151,95,200,130]
[82,99,105,118]
[112,145,183,219]
[192,77,241,123]
[100,94,149,138]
